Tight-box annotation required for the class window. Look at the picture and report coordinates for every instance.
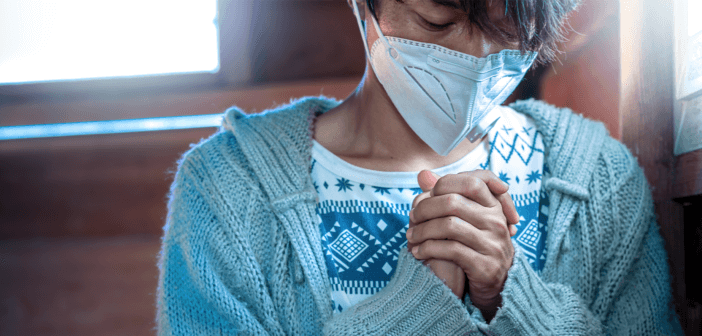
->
[0,0,219,85]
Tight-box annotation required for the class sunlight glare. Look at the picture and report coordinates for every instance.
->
[0,0,218,85]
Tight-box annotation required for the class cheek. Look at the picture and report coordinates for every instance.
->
[377,12,409,38]
[374,0,425,40]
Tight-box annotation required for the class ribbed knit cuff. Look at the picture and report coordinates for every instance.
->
[490,248,597,335]
[323,248,477,336]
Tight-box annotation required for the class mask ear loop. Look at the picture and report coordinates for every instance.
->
[351,1,398,60]
[351,1,371,60]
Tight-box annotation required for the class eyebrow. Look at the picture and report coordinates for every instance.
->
[430,0,462,10]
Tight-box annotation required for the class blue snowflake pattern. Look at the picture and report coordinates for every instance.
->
[335,178,354,192]
[373,186,391,195]
[480,160,490,170]
[410,188,423,195]
[526,170,542,184]
[499,172,511,185]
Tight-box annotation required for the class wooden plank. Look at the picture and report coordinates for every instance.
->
[0,78,359,239]
[673,149,702,199]
[0,236,161,336]
[619,0,691,333]
[0,128,216,238]
[248,0,365,83]
[0,77,360,126]
[540,21,621,139]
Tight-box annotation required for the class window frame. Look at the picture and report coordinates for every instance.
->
[0,0,248,103]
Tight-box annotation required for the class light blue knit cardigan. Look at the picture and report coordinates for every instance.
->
[156,96,682,335]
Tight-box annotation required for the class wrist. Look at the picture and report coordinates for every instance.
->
[471,295,501,311]
[471,295,502,323]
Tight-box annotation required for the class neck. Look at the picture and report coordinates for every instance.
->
[313,66,482,172]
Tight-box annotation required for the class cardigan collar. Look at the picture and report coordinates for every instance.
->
[223,96,607,203]
[222,95,608,317]
[222,96,341,320]
[508,99,607,200]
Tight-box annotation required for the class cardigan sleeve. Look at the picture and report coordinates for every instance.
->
[158,164,478,336]
[156,152,289,336]
[156,133,483,336]
[488,142,683,335]
[325,142,683,335]
[323,248,481,335]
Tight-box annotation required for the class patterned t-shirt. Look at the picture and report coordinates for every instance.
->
[312,106,550,314]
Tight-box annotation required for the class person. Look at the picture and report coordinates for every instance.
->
[156,0,683,334]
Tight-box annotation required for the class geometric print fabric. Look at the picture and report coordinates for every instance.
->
[312,141,486,314]
[481,107,550,273]
[312,106,549,314]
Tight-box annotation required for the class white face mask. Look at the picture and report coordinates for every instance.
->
[351,1,537,156]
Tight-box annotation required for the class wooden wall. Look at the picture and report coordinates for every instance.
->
[538,0,701,333]
[0,78,360,336]
[538,0,620,138]
[2,0,699,334]
[0,2,364,334]
[0,78,360,239]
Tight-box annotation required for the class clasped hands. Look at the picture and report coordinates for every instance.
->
[406,170,519,319]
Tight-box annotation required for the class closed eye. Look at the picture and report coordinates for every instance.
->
[421,17,454,31]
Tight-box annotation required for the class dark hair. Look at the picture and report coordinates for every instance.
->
[365,0,581,64]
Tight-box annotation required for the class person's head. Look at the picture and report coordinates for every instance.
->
[349,0,581,64]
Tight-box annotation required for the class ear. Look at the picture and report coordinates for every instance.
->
[347,0,366,21]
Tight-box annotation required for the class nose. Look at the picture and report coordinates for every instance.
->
[449,28,507,58]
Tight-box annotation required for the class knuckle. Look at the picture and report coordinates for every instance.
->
[445,216,460,233]
[482,240,498,255]
[448,241,464,260]
[483,169,497,179]
[491,214,509,235]
[463,177,483,198]
[433,177,449,195]
[466,175,482,190]
[484,263,500,280]
[488,269,501,284]
[446,194,463,213]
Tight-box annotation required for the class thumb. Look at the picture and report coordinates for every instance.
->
[417,170,440,192]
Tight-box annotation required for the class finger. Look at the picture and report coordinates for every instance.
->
[431,173,499,208]
[431,171,519,224]
[510,224,518,236]
[459,170,509,195]
[409,189,433,251]
[412,240,513,287]
[411,239,483,275]
[410,194,505,233]
[411,190,431,212]
[497,192,520,225]
[417,169,440,192]
[462,170,519,224]
[407,216,488,253]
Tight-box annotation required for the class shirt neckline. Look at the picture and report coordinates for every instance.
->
[311,139,488,189]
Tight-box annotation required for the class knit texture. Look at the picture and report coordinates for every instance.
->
[156,96,683,335]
